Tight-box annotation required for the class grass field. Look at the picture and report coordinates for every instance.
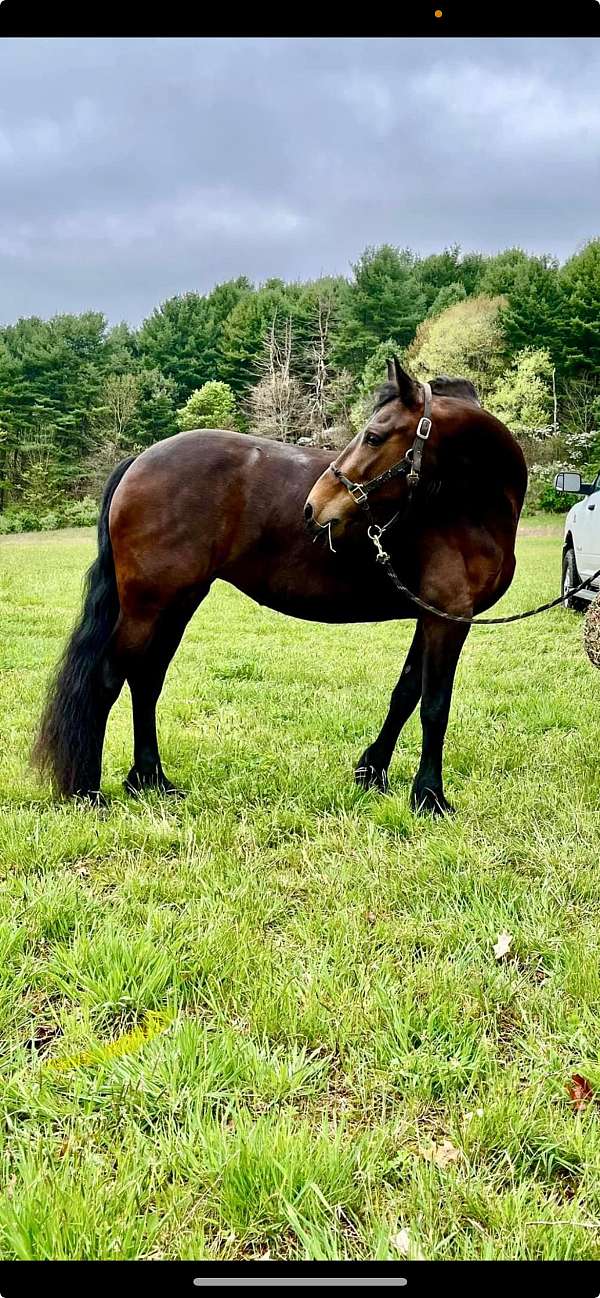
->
[1,519,599,1261]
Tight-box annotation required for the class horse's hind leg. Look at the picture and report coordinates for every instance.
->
[355,622,423,793]
[114,587,208,797]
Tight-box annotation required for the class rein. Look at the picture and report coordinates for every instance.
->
[327,382,600,627]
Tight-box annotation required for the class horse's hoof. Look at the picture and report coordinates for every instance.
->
[124,769,187,799]
[355,762,389,794]
[411,784,455,817]
[161,782,187,800]
[74,789,108,809]
[123,776,142,798]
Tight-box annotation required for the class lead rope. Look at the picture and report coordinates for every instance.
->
[367,523,600,626]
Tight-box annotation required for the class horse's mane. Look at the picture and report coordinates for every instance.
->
[373,374,481,412]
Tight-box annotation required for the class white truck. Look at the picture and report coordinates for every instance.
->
[554,469,600,609]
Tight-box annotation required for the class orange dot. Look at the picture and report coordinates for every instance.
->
[435,8,443,15]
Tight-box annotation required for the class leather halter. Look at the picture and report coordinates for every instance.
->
[328,381,432,508]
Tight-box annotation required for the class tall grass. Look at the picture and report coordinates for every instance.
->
[1,519,599,1260]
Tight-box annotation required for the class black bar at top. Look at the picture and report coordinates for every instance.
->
[1,3,600,37]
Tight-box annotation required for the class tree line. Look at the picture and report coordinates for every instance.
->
[1,238,599,529]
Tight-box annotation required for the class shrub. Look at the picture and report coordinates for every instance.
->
[536,484,581,514]
[38,511,60,531]
[59,496,99,528]
[0,509,40,533]
[0,497,99,534]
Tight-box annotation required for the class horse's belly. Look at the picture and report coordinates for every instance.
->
[221,572,411,625]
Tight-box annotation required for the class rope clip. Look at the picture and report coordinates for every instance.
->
[367,525,390,564]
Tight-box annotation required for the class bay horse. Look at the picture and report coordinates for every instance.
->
[33,359,527,815]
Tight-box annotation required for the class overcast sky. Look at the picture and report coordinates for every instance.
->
[1,36,598,328]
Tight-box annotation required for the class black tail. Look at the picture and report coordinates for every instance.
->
[32,456,137,796]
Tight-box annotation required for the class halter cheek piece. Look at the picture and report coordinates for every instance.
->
[328,381,432,513]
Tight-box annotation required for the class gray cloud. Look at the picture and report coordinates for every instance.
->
[0,36,598,326]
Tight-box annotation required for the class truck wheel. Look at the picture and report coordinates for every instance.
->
[562,548,585,612]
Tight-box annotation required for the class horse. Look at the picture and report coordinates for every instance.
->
[33,358,527,816]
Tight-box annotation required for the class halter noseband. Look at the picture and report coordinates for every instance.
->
[328,381,433,509]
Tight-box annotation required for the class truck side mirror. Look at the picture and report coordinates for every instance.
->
[555,471,583,494]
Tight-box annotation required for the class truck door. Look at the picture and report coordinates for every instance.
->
[579,471,600,586]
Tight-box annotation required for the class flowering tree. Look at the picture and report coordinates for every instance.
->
[488,347,554,435]
[407,295,507,399]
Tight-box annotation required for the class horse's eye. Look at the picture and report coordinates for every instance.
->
[365,432,383,446]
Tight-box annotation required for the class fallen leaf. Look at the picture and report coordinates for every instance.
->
[390,1228,424,1260]
[567,1074,594,1112]
[423,1138,461,1169]
[493,931,513,960]
[31,1023,62,1056]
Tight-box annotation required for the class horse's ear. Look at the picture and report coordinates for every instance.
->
[392,355,420,409]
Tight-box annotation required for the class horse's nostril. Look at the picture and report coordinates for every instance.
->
[304,501,313,522]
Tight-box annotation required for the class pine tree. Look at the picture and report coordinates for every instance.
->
[559,239,600,379]
[204,277,252,378]
[137,293,214,401]
[416,246,463,310]
[349,338,404,431]
[456,251,487,297]
[500,255,564,362]
[427,282,467,318]
[219,283,291,395]
[477,247,535,297]
[135,369,178,446]
[333,245,427,376]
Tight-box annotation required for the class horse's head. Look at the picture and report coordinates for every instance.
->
[304,357,442,540]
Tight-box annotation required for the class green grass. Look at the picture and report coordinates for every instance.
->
[1,518,599,1261]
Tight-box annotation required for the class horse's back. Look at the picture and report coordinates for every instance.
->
[110,429,329,525]
[107,428,332,609]
[125,427,329,473]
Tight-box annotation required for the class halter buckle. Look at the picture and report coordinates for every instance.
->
[406,471,420,489]
[348,482,368,505]
[416,416,432,441]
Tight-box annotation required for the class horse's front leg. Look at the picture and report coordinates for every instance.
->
[355,622,423,793]
[410,615,470,816]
